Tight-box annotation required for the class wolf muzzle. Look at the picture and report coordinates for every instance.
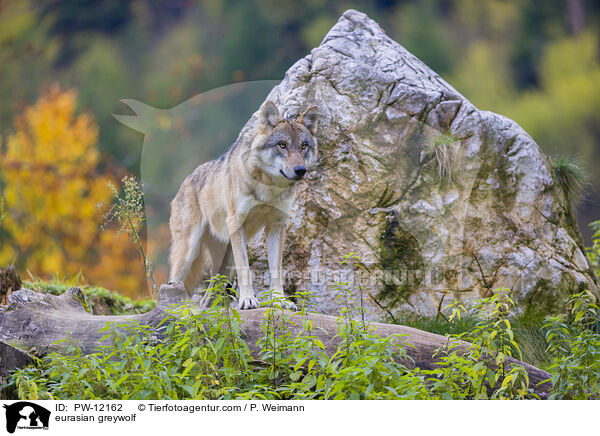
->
[293,165,306,179]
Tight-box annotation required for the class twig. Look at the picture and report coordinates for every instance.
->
[368,292,398,324]
[126,214,158,298]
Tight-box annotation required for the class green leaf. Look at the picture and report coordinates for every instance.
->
[487,370,496,388]
[302,374,317,390]
[182,385,196,397]
[112,374,129,389]
[181,362,196,377]
[495,352,505,366]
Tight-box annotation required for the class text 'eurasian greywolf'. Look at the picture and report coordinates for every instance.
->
[168,101,318,309]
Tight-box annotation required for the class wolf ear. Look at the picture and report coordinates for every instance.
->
[260,101,281,129]
[298,105,319,135]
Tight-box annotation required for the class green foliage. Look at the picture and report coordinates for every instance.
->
[10,252,600,401]
[9,251,600,400]
[544,292,600,399]
[11,260,563,401]
[586,220,600,278]
[400,299,551,370]
[10,280,251,400]
[392,0,455,75]
[420,291,531,400]
[550,155,589,201]
[24,279,155,315]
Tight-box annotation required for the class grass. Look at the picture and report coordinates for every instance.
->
[24,279,155,315]
[399,309,552,370]
[550,154,589,201]
[427,133,462,186]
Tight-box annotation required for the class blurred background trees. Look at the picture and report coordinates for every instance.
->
[0,85,145,294]
[1,0,599,297]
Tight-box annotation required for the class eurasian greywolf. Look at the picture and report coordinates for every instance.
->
[168,101,318,309]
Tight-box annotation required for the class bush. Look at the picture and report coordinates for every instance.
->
[420,291,532,399]
[587,220,600,279]
[8,255,600,400]
[544,292,600,399]
[9,274,549,400]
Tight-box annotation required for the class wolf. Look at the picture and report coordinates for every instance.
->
[168,100,318,309]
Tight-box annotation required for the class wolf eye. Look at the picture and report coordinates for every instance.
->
[277,141,287,149]
[301,142,309,149]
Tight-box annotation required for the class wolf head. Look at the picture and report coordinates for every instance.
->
[252,101,319,182]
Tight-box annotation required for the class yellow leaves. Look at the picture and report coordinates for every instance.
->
[41,249,63,276]
[7,85,99,168]
[0,85,145,297]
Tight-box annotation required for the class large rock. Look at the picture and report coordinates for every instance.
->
[118,9,597,320]
[242,9,597,319]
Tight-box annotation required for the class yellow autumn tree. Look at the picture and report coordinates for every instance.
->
[0,85,146,297]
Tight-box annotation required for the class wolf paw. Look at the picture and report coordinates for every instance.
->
[238,294,259,310]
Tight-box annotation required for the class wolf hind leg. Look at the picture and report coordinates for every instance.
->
[169,223,206,296]
[168,237,189,282]
[217,243,236,280]
[199,235,235,307]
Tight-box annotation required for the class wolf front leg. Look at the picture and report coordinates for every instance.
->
[226,215,258,309]
[265,221,296,310]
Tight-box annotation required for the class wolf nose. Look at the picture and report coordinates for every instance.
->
[294,166,306,178]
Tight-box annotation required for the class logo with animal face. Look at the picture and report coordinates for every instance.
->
[3,402,51,433]
[112,80,310,287]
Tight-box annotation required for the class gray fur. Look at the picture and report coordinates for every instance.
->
[169,101,319,309]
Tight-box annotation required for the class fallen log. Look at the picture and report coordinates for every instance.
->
[0,282,551,398]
